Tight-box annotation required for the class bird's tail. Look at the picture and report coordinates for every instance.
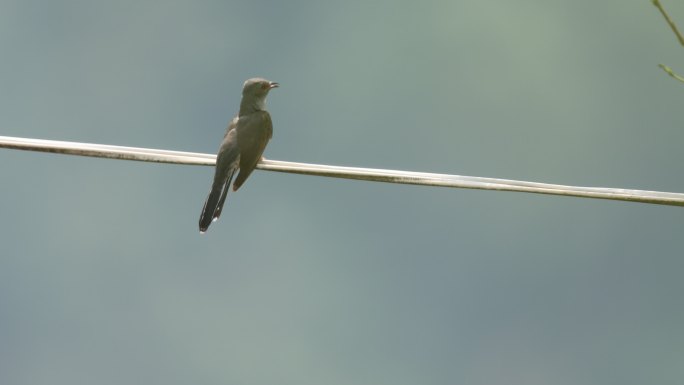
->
[199,170,236,233]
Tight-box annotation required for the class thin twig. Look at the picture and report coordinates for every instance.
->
[652,0,684,81]
[1,135,684,207]
[652,0,684,46]
[658,63,684,83]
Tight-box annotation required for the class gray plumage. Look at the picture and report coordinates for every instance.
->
[199,78,278,233]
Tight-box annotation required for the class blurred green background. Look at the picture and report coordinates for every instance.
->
[1,1,683,384]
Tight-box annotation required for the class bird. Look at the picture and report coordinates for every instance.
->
[198,77,278,233]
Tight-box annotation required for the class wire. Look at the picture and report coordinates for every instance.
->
[1,135,683,207]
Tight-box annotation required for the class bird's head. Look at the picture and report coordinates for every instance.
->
[239,78,278,113]
[242,78,279,98]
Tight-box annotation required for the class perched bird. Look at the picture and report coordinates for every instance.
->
[199,78,279,233]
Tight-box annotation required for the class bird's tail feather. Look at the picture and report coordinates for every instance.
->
[199,170,235,233]
[212,171,234,221]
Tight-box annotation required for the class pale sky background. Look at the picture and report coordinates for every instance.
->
[1,1,683,384]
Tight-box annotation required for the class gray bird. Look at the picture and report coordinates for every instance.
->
[199,78,278,233]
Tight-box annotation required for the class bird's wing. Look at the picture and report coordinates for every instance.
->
[216,117,239,164]
[198,120,240,232]
[233,111,273,190]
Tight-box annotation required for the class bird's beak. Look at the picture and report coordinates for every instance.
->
[269,81,279,89]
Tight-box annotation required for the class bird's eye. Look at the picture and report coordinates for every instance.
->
[261,83,269,90]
